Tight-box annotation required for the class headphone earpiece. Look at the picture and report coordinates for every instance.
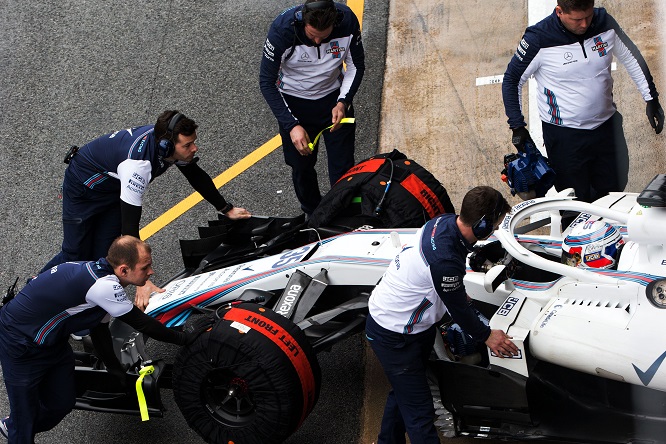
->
[471,191,505,240]
[158,112,183,158]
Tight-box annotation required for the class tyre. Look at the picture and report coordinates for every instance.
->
[173,303,321,444]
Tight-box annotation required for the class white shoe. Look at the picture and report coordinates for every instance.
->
[0,416,9,439]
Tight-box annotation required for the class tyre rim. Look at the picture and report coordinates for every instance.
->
[202,368,256,427]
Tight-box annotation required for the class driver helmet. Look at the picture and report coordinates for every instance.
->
[561,221,624,269]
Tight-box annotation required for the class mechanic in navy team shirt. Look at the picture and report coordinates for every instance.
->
[0,236,194,443]
[503,0,664,203]
[366,186,519,444]
[260,0,365,215]
[41,110,251,309]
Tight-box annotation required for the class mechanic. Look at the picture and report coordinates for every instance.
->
[366,186,519,444]
[41,110,251,309]
[502,0,664,203]
[0,236,195,443]
[260,0,365,215]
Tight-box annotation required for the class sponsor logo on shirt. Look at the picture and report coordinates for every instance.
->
[327,40,345,59]
[562,51,578,65]
[441,275,462,292]
[263,38,275,62]
[137,136,147,153]
[514,38,529,62]
[113,289,129,303]
[591,36,608,57]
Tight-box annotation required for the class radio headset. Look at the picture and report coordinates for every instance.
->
[158,112,184,158]
[471,190,504,240]
[293,0,338,24]
[287,1,342,60]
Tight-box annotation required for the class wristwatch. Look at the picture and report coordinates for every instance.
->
[218,202,234,215]
[337,99,351,112]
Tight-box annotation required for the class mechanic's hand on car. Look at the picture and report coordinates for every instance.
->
[290,125,313,156]
[646,99,664,134]
[511,126,534,153]
[183,314,217,345]
[135,279,164,312]
[485,329,519,358]
[224,207,252,220]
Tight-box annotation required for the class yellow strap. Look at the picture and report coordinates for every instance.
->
[136,365,155,421]
[308,117,356,151]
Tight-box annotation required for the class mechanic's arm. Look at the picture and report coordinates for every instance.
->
[178,161,251,220]
[331,17,365,131]
[502,30,541,149]
[88,281,187,347]
[116,159,152,238]
[609,16,664,134]
[431,261,518,357]
[118,306,189,345]
[441,289,518,358]
[259,23,298,132]
[259,24,312,155]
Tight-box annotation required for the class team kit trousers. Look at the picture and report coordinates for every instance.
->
[542,111,629,203]
[365,314,441,444]
[41,164,122,273]
[0,323,76,443]
[280,90,356,215]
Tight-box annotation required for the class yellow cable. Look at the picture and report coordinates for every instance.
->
[308,118,356,151]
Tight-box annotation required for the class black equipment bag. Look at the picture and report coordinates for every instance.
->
[308,149,455,230]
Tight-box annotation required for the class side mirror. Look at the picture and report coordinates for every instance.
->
[484,265,509,293]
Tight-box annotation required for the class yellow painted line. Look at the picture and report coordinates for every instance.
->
[348,0,364,30]
[139,0,366,240]
[140,135,282,240]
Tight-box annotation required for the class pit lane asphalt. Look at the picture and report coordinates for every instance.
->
[3,1,665,444]
[0,1,388,443]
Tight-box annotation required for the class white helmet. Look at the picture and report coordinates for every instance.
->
[561,221,624,269]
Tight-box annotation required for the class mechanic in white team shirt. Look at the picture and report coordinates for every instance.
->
[41,110,251,309]
[366,186,519,444]
[260,0,365,215]
[0,236,194,443]
[502,0,664,203]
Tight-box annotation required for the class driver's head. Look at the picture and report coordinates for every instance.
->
[561,220,624,269]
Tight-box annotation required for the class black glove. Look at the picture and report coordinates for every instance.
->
[183,314,217,345]
[646,99,664,134]
[511,127,534,152]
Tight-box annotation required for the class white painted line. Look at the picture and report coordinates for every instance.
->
[475,74,503,86]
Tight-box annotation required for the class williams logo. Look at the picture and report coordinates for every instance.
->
[327,40,345,58]
[591,36,608,57]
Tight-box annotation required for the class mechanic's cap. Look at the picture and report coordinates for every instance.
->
[561,221,624,269]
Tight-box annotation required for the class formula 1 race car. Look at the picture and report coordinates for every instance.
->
[72,173,666,444]
[433,177,666,444]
